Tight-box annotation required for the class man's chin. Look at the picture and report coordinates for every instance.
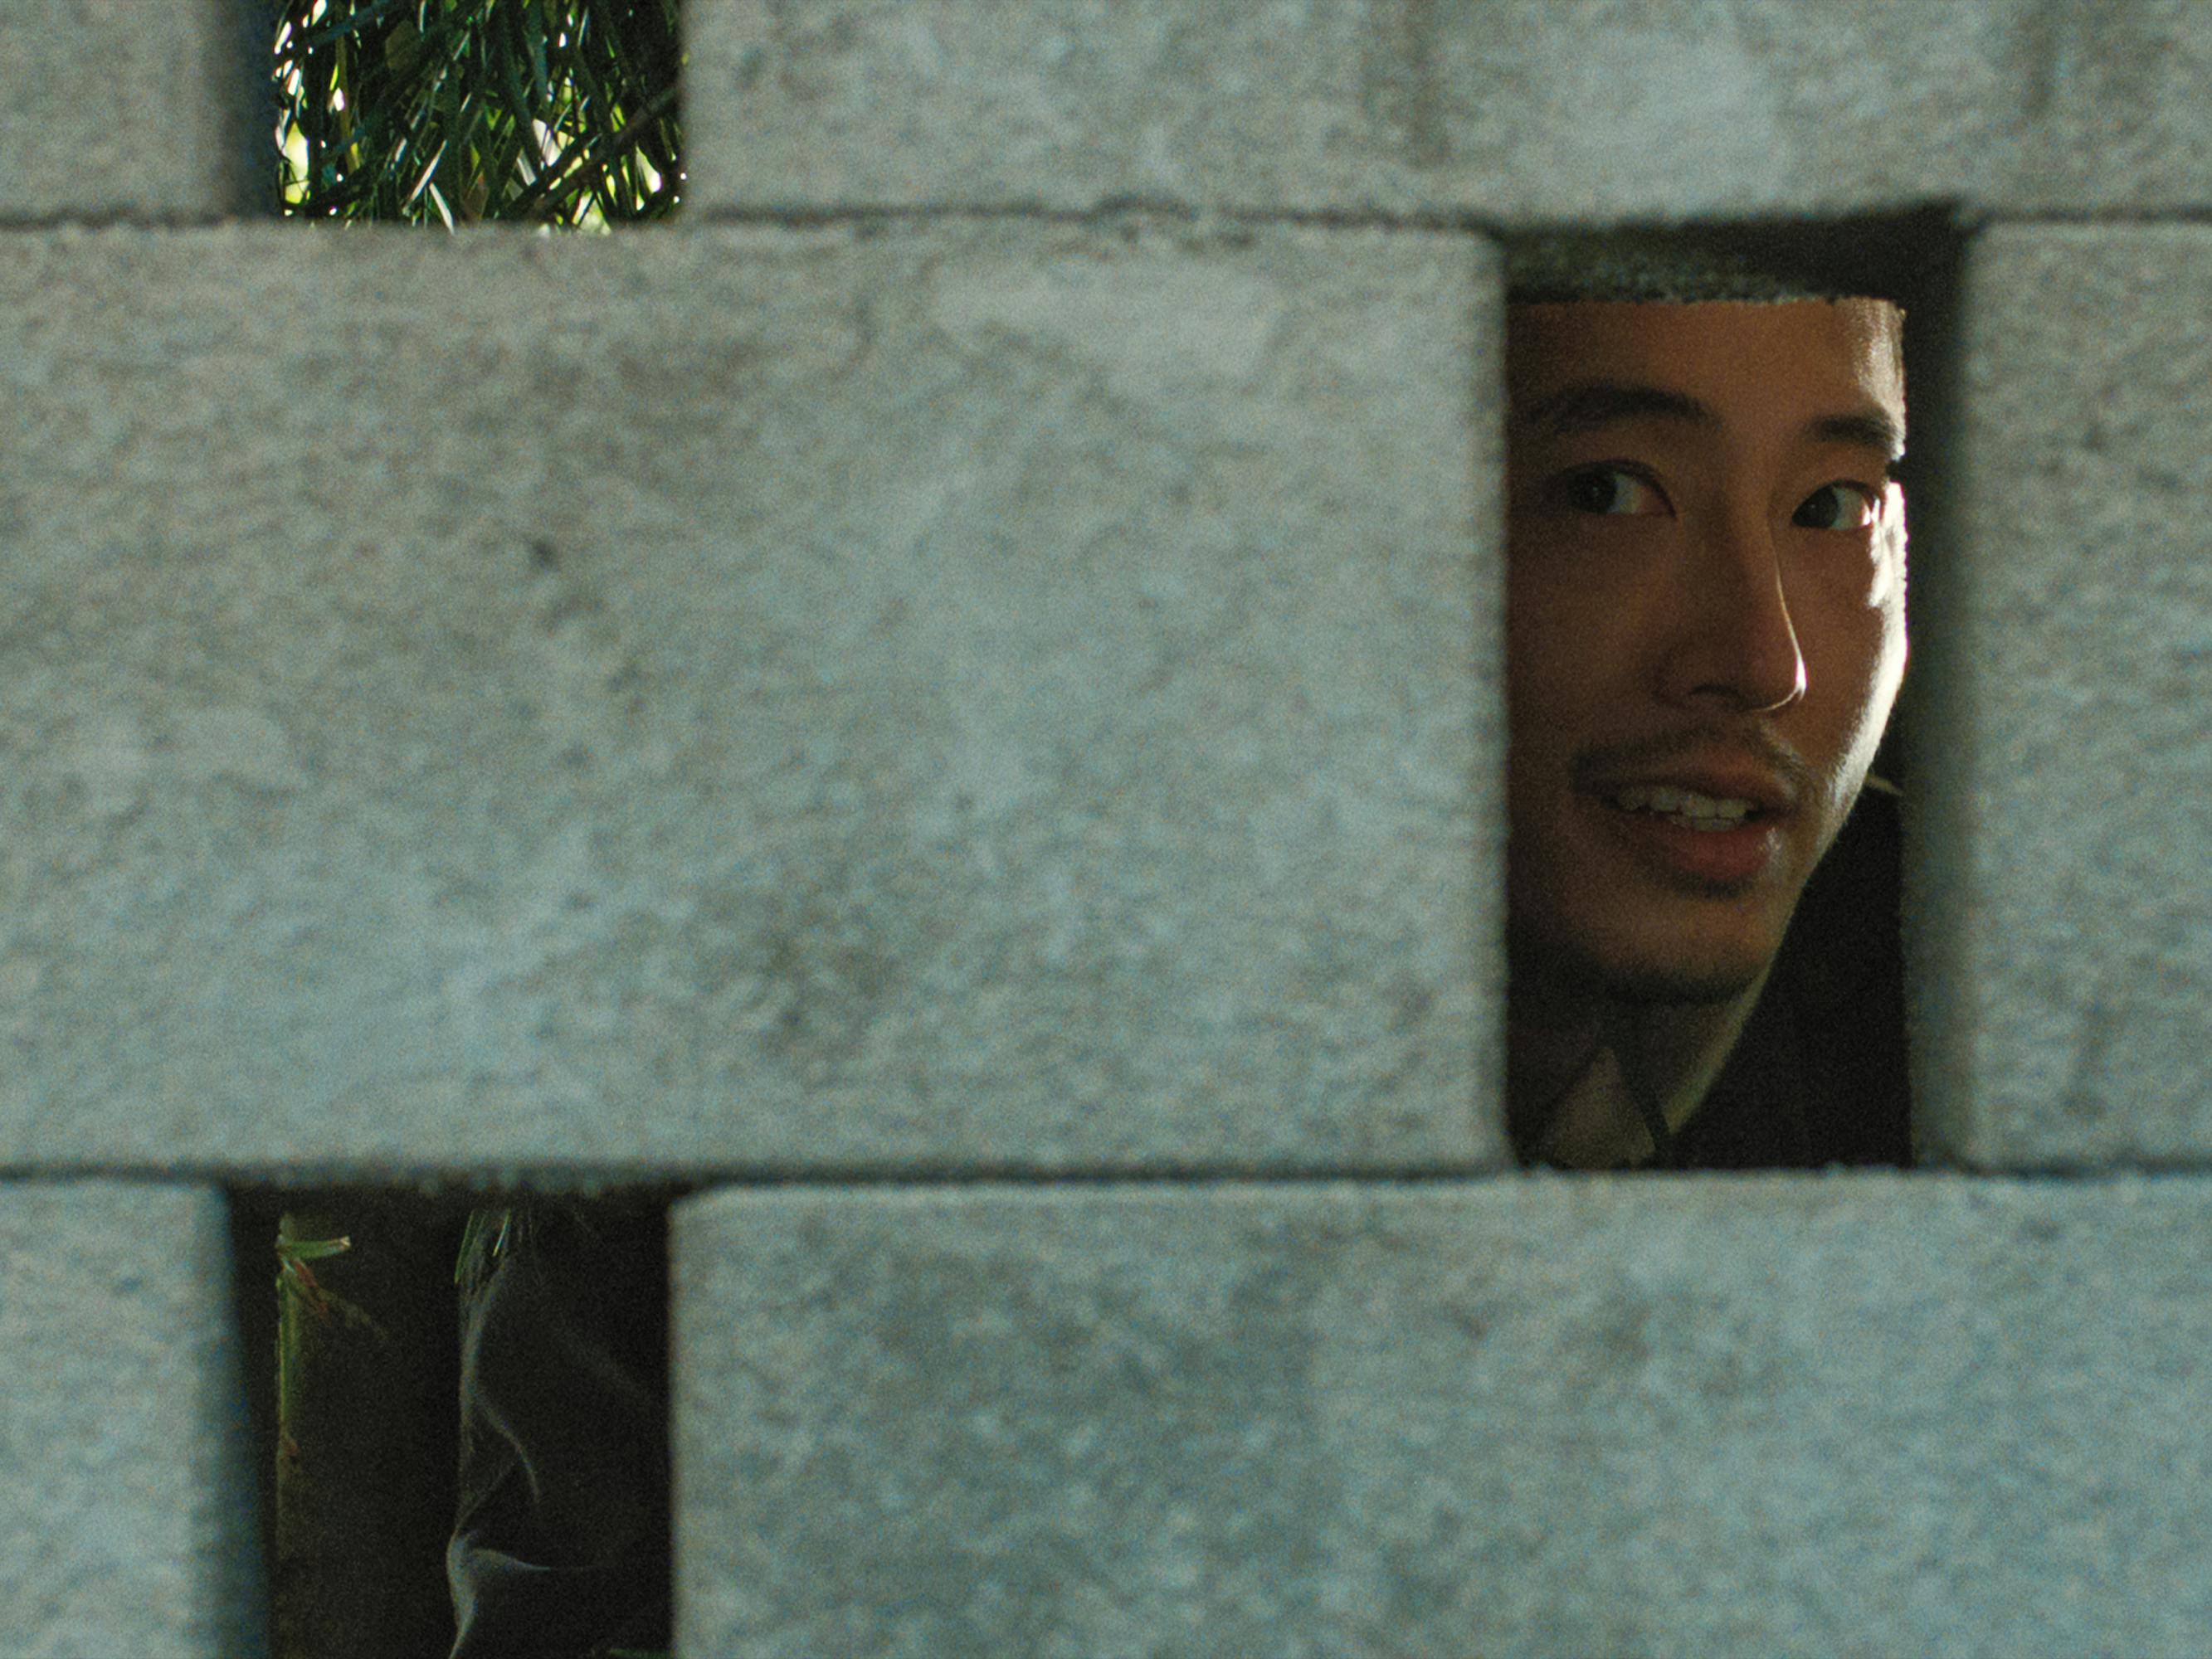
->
[1509,930,1773,1015]
[1596,957,1769,1010]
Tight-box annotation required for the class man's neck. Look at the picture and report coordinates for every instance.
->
[1507,963,1774,1169]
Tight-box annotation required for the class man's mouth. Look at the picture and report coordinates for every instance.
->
[1594,786,1784,884]
[1605,783,1770,831]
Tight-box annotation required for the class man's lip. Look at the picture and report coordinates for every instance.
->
[1583,765,1797,817]
[1592,797,1784,887]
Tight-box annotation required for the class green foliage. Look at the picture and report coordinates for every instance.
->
[454,1204,513,1283]
[274,0,684,226]
[275,1220,387,1471]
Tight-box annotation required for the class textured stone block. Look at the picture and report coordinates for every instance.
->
[1909,226,2212,1167]
[685,0,2212,221]
[0,0,253,221]
[675,1175,2212,1657]
[0,222,1498,1178]
[0,1181,261,1657]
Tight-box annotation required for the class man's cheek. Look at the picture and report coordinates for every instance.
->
[1872,480,1907,610]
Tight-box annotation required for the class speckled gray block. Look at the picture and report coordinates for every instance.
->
[1909,226,2212,1168]
[0,0,253,221]
[0,1182,261,1657]
[685,0,2212,221]
[0,222,1498,1179]
[674,1175,2212,1657]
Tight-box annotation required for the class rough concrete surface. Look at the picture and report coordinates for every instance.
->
[0,0,253,221]
[1910,226,2212,1168]
[675,1175,2212,1657]
[685,0,2212,221]
[0,1181,261,1657]
[0,222,1499,1179]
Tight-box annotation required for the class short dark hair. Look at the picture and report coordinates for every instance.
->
[1504,228,1904,311]
[1503,230,1909,392]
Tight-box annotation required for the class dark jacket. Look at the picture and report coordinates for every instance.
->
[1668,781,1915,1169]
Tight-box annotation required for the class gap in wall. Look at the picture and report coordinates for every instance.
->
[228,1181,684,1659]
[1494,208,1967,1170]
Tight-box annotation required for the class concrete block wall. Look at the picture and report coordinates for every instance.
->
[676,1179,2212,1656]
[3,2,2210,1652]
[0,0,256,223]
[0,1183,261,1655]
[0,222,1493,1180]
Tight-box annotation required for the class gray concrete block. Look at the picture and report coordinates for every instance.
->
[674,1175,2212,1657]
[0,222,1499,1179]
[1998,0,2212,214]
[685,0,2212,221]
[0,1181,262,1657]
[0,0,254,221]
[1910,226,2212,1168]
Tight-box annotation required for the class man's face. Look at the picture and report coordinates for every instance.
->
[1505,299,1909,1010]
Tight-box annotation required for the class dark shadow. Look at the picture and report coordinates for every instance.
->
[232,1185,689,1659]
[231,1186,471,1659]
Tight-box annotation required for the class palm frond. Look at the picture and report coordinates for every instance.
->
[273,0,685,226]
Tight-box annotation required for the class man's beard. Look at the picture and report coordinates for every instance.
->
[1506,922,1769,1019]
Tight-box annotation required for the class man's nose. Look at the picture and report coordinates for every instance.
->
[1655,506,1807,714]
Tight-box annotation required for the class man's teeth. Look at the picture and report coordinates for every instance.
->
[1610,784,1756,824]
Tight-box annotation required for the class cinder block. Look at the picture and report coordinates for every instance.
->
[684,0,2212,220]
[1912,225,2212,1167]
[0,0,254,221]
[0,222,1498,1179]
[674,1175,2212,1657]
[1995,0,2212,214]
[0,1181,261,1657]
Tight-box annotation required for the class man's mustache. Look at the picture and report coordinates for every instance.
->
[1569,725,1816,804]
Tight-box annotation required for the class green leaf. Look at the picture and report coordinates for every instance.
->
[524,0,552,114]
[455,1205,514,1283]
[278,1234,354,1262]
[294,0,412,51]
[275,0,684,224]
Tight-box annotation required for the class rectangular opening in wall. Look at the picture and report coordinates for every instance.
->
[229,1183,683,1658]
[270,1,685,226]
[1496,212,1963,1174]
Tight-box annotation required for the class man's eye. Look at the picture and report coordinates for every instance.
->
[1552,465,1669,517]
[1794,481,1879,531]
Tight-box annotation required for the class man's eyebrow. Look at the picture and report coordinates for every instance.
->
[1518,379,1907,465]
[1807,408,1906,465]
[1519,380,1716,437]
